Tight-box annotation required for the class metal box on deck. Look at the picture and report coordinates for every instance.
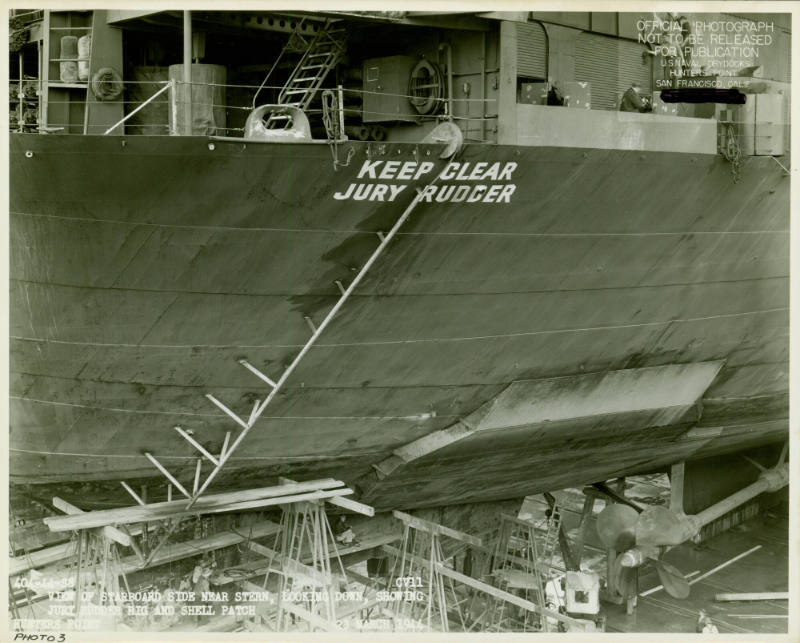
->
[564,81,590,109]
[362,55,418,123]
[519,82,548,105]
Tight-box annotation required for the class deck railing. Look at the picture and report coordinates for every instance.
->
[8,77,500,140]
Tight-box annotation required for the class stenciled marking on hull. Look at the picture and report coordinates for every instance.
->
[333,160,518,204]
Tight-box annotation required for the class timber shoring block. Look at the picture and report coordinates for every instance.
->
[44,479,347,532]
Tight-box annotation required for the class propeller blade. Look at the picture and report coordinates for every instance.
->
[635,505,691,547]
[651,558,691,599]
[597,504,638,551]
[612,553,638,599]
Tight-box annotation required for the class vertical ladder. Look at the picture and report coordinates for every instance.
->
[490,515,548,632]
[540,505,563,572]
[266,20,346,129]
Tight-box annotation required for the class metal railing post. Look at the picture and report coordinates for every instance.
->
[337,84,345,140]
[169,78,178,136]
[183,10,192,136]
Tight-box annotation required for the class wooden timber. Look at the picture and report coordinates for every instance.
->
[435,564,590,630]
[9,541,76,576]
[279,476,375,516]
[381,544,587,630]
[53,496,133,546]
[39,520,281,589]
[44,480,347,531]
[281,600,341,632]
[392,510,483,546]
[715,592,789,602]
[211,556,279,586]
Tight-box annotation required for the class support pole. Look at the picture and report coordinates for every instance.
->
[670,462,685,514]
[183,10,192,136]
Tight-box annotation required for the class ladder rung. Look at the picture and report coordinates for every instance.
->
[284,89,310,95]
[266,114,291,120]
[291,77,320,82]
[300,65,325,70]
[307,52,334,58]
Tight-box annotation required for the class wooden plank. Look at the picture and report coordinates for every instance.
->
[126,519,278,570]
[245,542,331,587]
[392,510,482,546]
[332,533,400,558]
[689,546,762,585]
[39,520,280,591]
[280,600,340,632]
[202,489,353,515]
[52,497,132,546]
[250,531,398,564]
[9,541,76,576]
[715,592,789,602]
[435,563,589,630]
[494,568,543,590]
[381,544,586,630]
[211,557,276,586]
[44,480,346,531]
[326,495,375,517]
[284,558,332,588]
[279,476,374,516]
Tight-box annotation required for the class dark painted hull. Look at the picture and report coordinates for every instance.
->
[9,133,788,509]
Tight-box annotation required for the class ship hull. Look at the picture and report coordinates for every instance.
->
[9,133,788,509]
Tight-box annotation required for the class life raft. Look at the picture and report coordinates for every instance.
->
[91,67,123,101]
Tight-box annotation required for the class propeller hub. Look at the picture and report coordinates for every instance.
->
[619,549,646,567]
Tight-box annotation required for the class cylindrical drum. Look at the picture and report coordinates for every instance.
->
[78,35,92,81]
[167,64,226,135]
[59,36,78,83]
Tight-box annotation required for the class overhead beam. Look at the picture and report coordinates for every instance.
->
[106,10,162,24]
[44,479,346,532]
[392,510,483,547]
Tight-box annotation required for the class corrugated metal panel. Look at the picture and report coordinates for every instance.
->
[516,22,546,78]
[575,33,652,110]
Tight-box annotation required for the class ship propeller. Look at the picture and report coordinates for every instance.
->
[597,503,692,600]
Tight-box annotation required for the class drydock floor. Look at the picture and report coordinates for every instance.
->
[605,510,789,634]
